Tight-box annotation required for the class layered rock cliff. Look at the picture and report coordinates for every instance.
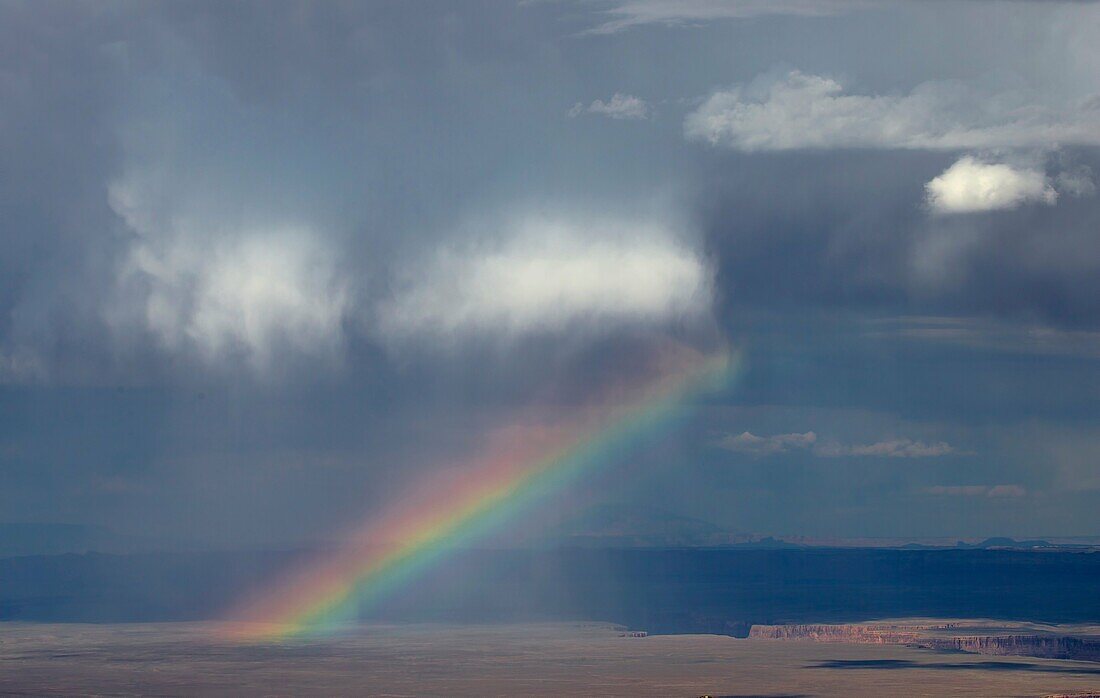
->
[925,635,1100,661]
[749,623,1100,662]
[750,624,921,644]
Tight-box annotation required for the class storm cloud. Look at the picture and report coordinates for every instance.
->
[1,0,1099,546]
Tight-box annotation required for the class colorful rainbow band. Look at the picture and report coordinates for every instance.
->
[226,348,738,640]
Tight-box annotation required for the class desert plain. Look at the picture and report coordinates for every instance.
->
[2,621,1100,697]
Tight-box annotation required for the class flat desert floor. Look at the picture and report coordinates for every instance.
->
[2,622,1099,697]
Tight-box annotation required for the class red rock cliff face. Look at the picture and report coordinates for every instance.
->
[748,624,1100,662]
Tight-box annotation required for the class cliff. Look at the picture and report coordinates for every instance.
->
[749,623,1100,662]
[749,624,921,644]
[924,635,1100,661]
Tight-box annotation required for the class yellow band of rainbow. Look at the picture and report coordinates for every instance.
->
[225,348,739,640]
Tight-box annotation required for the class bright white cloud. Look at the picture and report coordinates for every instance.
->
[925,157,1057,214]
[568,93,650,120]
[109,183,349,371]
[378,216,711,340]
[685,70,1100,152]
[582,0,860,35]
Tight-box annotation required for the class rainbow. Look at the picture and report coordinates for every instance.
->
[225,347,738,640]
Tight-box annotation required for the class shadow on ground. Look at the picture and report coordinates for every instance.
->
[812,659,1100,674]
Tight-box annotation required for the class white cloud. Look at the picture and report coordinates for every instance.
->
[719,431,817,455]
[924,156,1058,214]
[684,70,1100,152]
[377,216,711,340]
[568,93,650,120]
[581,0,860,36]
[815,438,955,458]
[131,232,347,370]
[109,183,349,371]
[923,484,1026,498]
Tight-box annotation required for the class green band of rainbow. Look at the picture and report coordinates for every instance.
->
[226,349,738,639]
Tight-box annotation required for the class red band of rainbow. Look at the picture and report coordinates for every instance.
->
[225,348,738,640]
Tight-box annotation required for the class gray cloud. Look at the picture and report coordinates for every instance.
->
[2,0,1099,544]
[923,484,1026,498]
[685,70,1100,152]
[719,432,955,458]
[0,349,45,385]
[718,431,817,455]
[816,438,955,458]
[1011,424,1100,493]
[1056,165,1098,197]
[867,316,1100,360]
[568,93,650,120]
[580,0,861,36]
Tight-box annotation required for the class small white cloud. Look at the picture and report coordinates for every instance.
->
[925,156,1057,214]
[816,438,955,458]
[719,431,817,455]
[923,484,1026,498]
[377,215,711,340]
[684,70,1100,152]
[569,93,650,120]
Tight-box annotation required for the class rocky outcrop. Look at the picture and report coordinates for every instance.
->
[749,624,1100,662]
[924,635,1100,662]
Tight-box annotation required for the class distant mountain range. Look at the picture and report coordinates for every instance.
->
[536,504,1098,550]
[0,523,172,558]
[2,515,1095,559]
[535,504,798,549]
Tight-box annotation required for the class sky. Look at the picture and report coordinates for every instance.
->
[2,0,1099,548]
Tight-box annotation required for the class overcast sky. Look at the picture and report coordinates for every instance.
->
[2,0,1100,546]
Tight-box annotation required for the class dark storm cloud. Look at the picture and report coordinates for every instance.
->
[6,0,1099,382]
[0,3,138,382]
[694,148,1100,327]
[155,0,570,104]
[1,0,1099,545]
